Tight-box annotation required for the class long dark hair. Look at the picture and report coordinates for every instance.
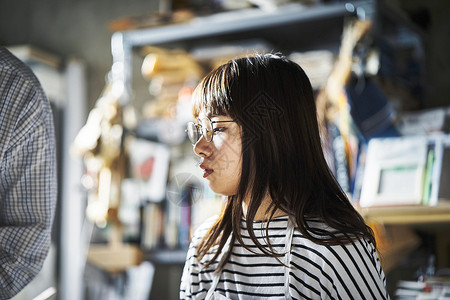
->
[192,53,375,267]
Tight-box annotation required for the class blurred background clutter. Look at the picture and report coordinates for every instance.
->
[1,0,450,299]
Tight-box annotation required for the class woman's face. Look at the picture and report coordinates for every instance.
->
[193,110,242,196]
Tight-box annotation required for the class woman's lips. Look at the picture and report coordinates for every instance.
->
[200,164,214,178]
[203,169,214,178]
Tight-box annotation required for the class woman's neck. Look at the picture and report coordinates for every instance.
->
[242,194,287,221]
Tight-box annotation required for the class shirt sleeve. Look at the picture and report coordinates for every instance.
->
[289,238,390,300]
[0,59,57,298]
[180,215,218,300]
[180,242,200,299]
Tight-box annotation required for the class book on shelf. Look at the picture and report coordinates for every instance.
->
[421,145,435,205]
[141,201,165,250]
[327,122,351,196]
[141,178,200,251]
[434,135,450,204]
[140,185,223,252]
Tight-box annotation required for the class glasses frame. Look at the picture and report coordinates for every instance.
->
[186,117,235,145]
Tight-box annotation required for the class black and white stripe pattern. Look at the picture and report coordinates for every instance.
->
[180,216,389,299]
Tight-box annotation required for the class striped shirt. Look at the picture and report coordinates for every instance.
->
[180,215,390,300]
[0,47,57,299]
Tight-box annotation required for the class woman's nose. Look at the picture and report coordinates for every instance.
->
[193,135,212,158]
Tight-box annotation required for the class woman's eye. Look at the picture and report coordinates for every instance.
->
[213,127,226,133]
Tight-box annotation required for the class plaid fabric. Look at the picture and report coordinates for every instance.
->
[0,47,57,299]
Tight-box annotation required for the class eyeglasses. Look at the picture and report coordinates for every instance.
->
[186,117,235,145]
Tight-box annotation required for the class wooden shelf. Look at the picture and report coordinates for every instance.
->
[359,201,450,225]
[112,2,360,48]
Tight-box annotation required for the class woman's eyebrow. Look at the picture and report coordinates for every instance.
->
[207,112,226,118]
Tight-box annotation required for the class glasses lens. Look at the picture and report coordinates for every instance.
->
[187,122,200,144]
[200,118,213,142]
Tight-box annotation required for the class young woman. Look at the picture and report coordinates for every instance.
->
[180,54,389,300]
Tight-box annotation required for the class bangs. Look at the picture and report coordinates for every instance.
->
[192,63,235,118]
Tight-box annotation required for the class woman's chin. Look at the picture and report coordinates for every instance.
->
[208,184,236,197]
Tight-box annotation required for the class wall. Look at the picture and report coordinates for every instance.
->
[414,1,450,108]
[0,0,160,108]
[392,0,450,108]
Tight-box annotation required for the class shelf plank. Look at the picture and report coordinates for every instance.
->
[359,201,450,225]
[115,2,367,47]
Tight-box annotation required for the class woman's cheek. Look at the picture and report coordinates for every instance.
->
[213,134,226,149]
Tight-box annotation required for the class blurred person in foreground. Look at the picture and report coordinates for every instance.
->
[0,46,57,299]
[180,54,389,300]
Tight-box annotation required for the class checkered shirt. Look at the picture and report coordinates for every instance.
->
[0,47,57,299]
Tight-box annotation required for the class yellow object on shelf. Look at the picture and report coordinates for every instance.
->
[87,226,143,273]
[88,244,143,273]
[368,222,420,272]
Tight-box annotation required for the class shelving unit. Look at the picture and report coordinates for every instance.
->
[106,1,374,267]
[110,0,373,106]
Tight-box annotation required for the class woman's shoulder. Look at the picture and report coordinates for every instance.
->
[291,219,379,263]
[291,229,376,255]
[191,215,219,245]
[291,227,380,274]
[185,215,222,268]
[289,224,387,299]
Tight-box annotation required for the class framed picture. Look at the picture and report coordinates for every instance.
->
[360,136,428,207]
[126,137,170,202]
